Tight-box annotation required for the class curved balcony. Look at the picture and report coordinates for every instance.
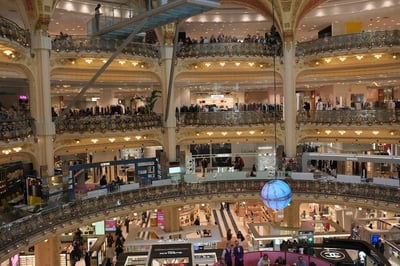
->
[0,17,30,47]
[0,14,399,60]
[0,178,399,259]
[297,109,400,125]
[1,109,398,143]
[54,113,163,134]
[51,36,161,58]
[178,109,400,128]
[0,117,34,142]
[177,42,282,58]
[178,110,283,127]
[296,30,400,57]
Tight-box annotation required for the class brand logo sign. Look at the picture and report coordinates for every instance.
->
[320,250,346,261]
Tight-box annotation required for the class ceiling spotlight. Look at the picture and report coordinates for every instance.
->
[2,149,12,155]
[132,61,139,66]
[135,136,142,140]
[372,131,379,135]
[236,131,242,135]
[219,62,225,67]
[204,63,211,67]
[109,138,115,142]
[13,147,22,152]
[85,59,93,64]
[374,54,382,59]
[324,58,332,63]
[206,132,213,136]
[356,55,364,60]
[235,62,241,67]
[3,50,13,56]
[221,132,227,136]
[325,130,332,135]
[91,139,98,143]
[355,130,362,135]
[124,137,131,141]
[339,57,346,62]
[338,130,346,135]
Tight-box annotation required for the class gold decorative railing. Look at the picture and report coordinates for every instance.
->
[178,111,283,127]
[51,36,161,58]
[177,42,281,58]
[296,109,399,125]
[54,113,162,134]
[0,179,398,258]
[0,109,399,141]
[0,14,399,59]
[296,30,400,57]
[0,17,30,47]
[178,109,399,127]
[0,117,34,142]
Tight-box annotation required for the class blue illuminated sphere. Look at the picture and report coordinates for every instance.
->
[261,179,292,211]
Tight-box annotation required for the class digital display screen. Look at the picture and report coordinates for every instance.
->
[105,219,116,231]
[371,234,379,245]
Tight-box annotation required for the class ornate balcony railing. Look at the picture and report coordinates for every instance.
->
[178,110,283,127]
[0,14,399,59]
[0,17,30,47]
[51,36,161,58]
[177,42,282,58]
[0,109,398,142]
[54,113,163,134]
[178,109,400,128]
[0,117,34,142]
[0,178,398,259]
[296,30,400,57]
[297,109,400,125]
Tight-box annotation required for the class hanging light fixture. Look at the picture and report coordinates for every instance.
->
[261,0,292,211]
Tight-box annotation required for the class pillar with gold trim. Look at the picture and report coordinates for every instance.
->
[35,235,61,266]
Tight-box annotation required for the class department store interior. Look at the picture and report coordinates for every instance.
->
[0,0,400,265]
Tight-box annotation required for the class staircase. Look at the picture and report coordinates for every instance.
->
[93,0,220,39]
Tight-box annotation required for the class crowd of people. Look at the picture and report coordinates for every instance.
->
[179,27,282,47]
[177,102,283,114]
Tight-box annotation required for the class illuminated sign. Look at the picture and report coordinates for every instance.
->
[320,249,346,261]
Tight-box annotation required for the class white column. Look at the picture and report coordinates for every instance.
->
[283,42,297,158]
[31,33,55,177]
[160,46,177,162]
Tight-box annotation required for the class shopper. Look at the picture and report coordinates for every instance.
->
[233,240,244,266]
[221,243,233,266]
[226,228,233,246]
[295,255,306,266]
[236,230,244,244]
[274,256,286,265]
[105,243,114,266]
[257,253,271,266]
[94,4,102,31]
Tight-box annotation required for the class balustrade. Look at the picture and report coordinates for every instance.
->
[0,117,34,142]
[0,17,30,47]
[0,178,399,258]
[296,30,400,57]
[54,113,162,134]
[0,109,398,141]
[52,36,161,58]
[0,15,399,59]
